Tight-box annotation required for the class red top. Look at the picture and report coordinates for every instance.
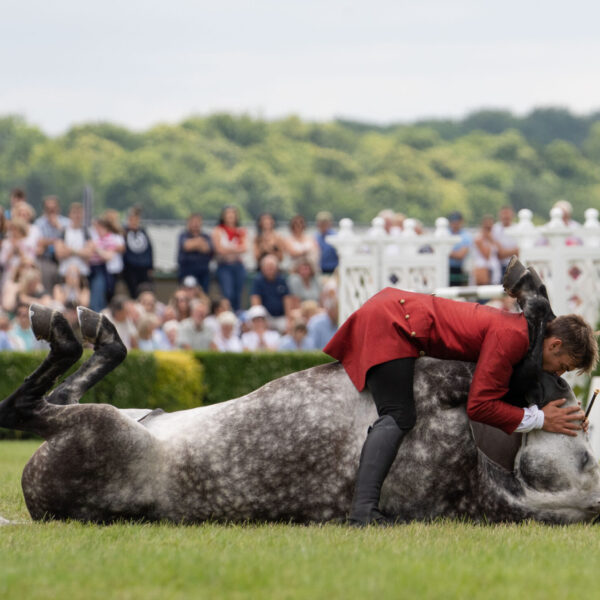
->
[323,288,530,434]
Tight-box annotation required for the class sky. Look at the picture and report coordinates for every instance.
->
[1,0,599,135]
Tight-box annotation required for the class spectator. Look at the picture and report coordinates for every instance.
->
[253,212,284,269]
[492,206,519,278]
[279,321,315,351]
[250,253,291,332]
[553,199,582,246]
[0,311,14,350]
[137,289,165,321]
[102,210,126,301]
[53,264,90,308]
[241,305,280,351]
[176,298,212,350]
[88,217,124,312]
[102,296,138,350]
[285,214,320,270]
[447,211,472,286]
[16,266,51,308]
[170,288,192,322]
[210,310,243,352]
[287,257,321,308]
[7,187,26,220]
[0,219,37,287]
[314,211,338,275]
[35,195,70,293]
[12,201,41,258]
[137,313,169,351]
[472,215,502,285]
[212,206,247,313]
[162,319,179,349]
[0,206,5,242]
[307,293,338,350]
[177,213,213,293]
[8,302,40,351]
[204,296,233,338]
[123,205,154,298]
[55,202,92,280]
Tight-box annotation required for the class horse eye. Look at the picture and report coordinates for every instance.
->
[581,452,591,470]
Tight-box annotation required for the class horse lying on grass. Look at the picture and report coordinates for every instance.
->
[1,304,599,525]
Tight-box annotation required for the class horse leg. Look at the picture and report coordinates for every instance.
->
[41,306,127,406]
[0,305,83,434]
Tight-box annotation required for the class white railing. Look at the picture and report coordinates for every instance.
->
[328,208,600,326]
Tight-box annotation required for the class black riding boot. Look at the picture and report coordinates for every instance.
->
[348,415,406,527]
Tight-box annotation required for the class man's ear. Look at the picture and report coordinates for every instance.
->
[548,336,563,351]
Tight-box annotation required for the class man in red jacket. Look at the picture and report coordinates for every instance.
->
[324,287,598,526]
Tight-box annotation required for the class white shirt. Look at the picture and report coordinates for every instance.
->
[515,405,545,433]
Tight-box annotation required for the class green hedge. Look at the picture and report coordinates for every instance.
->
[193,351,334,405]
[0,350,333,438]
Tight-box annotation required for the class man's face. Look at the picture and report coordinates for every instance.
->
[449,219,462,233]
[16,307,30,329]
[261,258,278,280]
[189,216,202,235]
[542,337,576,376]
[499,208,514,227]
[69,206,83,225]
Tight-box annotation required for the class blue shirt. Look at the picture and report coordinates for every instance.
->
[316,229,339,273]
[177,231,213,270]
[449,229,473,269]
[307,313,338,349]
[251,274,290,317]
[279,334,316,351]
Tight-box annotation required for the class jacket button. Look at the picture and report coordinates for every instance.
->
[419,350,426,356]
[400,299,405,304]
[405,314,410,319]
[411,331,416,337]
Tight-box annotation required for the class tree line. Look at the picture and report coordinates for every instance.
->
[1,107,599,225]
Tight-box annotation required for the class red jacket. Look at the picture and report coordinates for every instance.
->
[323,288,530,434]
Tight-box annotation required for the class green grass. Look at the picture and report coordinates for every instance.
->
[1,441,599,600]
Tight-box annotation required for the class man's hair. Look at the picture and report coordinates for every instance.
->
[545,314,599,373]
[10,187,26,200]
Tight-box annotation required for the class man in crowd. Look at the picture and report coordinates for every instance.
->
[250,253,291,332]
[448,211,472,286]
[123,205,154,298]
[177,298,212,350]
[315,211,338,275]
[492,206,519,278]
[35,195,70,292]
[177,214,213,294]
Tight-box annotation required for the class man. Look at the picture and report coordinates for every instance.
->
[123,206,154,298]
[102,296,138,350]
[315,211,338,275]
[177,214,213,294]
[176,299,212,350]
[492,206,519,278]
[307,293,338,350]
[54,202,92,279]
[324,284,597,526]
[35,195,70,292]
[250,253,291,333]
[241,304,280,351]
[447,211,472,286]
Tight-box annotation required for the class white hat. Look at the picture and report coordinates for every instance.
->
[182,275,198,288]
[217,311,238,326]
[246,305,268,320]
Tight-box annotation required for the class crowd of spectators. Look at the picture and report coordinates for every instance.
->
[0,190,341,353]
[0,187,582,354]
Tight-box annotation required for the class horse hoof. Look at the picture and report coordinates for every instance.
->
[502,255,527,296]
[77,307,103,343]
[29,304,57,341]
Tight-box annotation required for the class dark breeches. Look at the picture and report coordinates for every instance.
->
[366,358,416,431]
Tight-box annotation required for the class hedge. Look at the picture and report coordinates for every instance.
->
[0,350,333,438]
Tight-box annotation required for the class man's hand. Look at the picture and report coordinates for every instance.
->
[542,398,585,436]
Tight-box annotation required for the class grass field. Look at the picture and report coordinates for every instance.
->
[1,441,599,600]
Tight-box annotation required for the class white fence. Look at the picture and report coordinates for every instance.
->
[328,208,600,326]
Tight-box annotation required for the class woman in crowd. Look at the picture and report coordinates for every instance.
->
[253,212,284,269]
[210,310,243,352]
[212,206,247,312]
[287,257,321,308]
[472,214,502,285]
[53,263,90,308]
[0,219,37,288]
[284,214,319,270]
